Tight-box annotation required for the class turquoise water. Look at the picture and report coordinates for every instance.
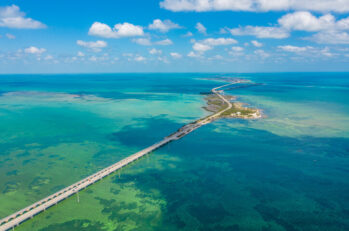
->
[0,73,348,230]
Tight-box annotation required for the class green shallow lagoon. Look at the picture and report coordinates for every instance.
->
[1,73,349,231]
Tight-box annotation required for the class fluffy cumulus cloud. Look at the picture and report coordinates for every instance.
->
[196,22,207,34]
[155,39,173,45]
[279,11,349,32]
[187,51,202,58]
[310,31,349,44]
[148,19,181,32]
[192,37,237,53]
[229,26,289,39]
[134,55,146,62]
[0,5,46,29]
[183,31,193,37]
[149,48,162,55]
[278,45,335,57]
[337,17,349,30]
[278,11,336,32]
[6,33,16,39]
[229,46,245,56]
[231,46,244,52]
[251,40,263,47]
[228,11,349,42]
[277,12,349,44]
[77,40,107,52]
[254,49,270,59]
[88,22,144,38]
[24,46,46,54]
[160,0,349,13]
[44,55,53,60]
[193,42,212,52]
[278,45,309,52]
[132,38,152,46]
[170,52,182,58]
[201,37,237,45]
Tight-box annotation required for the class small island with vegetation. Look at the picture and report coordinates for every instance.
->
[203,93,262,119]
[201,77,262,120]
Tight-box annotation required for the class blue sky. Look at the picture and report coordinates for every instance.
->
[1,0,349,73]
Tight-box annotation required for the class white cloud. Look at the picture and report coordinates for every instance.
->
[87,54,110,62]
[278,45,309,52]
[5,33,15,39]
[193,42,212,52]
[134,55,146,62]
[157,56,170,63]
[77,51,85,57]
[278,45,335,57]
[77,40,107,52]
[44,55,53,60]
[229,46,245,56]
[279,12,349,33]
[183,31,193,37]
[231,46,244,52]
[160,0,254,12]
[196,22,207,34]
[148,19,181,32]
[201,37,238,46]
[191,37,237,54]
[310,30,349,44]
[254,49,270,59]
[337,17,349,30]
[89,56,97,61]
[155,39,173,45]
[187,51,202,58]
[275,12,349,44]
[210,54,224,60]
[278,11,335,32]
[88,22,144,38]
[320,47,334,57]
[229,26,289,39]
[219,28,229,34]
[251,40,263,47]
[227,11,349,42]
[170,52,182,58]
[149,48,162,55]
[24,46,46,55]
[132,38,152,46]
[0,5,46,29]
[160,0,349,13]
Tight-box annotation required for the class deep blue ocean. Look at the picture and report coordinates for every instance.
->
[0,73,348,231]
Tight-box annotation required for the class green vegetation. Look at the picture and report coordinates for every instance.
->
[204,94,261,119]
[221,104,257,117]
[203,94,229,112]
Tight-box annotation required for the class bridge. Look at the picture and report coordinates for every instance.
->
[0,83,234,231]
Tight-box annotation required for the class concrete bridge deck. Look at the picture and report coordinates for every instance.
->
[0,82,234,231]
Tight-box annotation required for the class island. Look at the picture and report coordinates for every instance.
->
[203,93,262,119]
[201,77,262,120]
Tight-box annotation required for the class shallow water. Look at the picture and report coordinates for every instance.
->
[0,73,348,231]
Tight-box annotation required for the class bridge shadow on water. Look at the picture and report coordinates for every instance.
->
[107,116,184,149]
